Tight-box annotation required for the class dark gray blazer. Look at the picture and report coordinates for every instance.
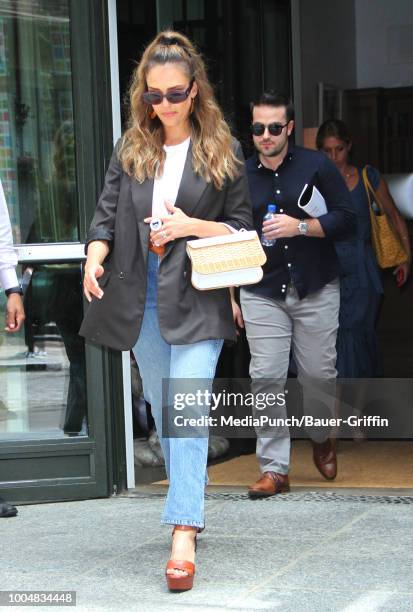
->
[79,139,253,351]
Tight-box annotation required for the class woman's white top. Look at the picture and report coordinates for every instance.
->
[151,136,237,234]
[151,136,191,218]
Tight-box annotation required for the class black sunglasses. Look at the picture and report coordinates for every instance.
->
[251,122,289,136]
[143,79,194,105]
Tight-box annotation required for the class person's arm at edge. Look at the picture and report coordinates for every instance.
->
[376,177,411,284]
[0,180,25,332]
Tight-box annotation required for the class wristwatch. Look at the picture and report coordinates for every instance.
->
[297,220,309,236]
[5,285,23,297]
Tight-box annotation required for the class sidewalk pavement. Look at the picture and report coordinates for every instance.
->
[1,487,413,611]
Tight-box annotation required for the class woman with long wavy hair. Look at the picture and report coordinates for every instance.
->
[80,31,252,591]
[316,119,411,378]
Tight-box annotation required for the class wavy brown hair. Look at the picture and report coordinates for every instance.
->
[118,30,240,189]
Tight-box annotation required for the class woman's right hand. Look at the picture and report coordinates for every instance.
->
[83,263,105,302]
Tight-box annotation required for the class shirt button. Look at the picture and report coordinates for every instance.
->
[287,263,292,268]
[276,189,281,194]
[284,245,289,250]
[281,288,286,293]
[282,284,286,288]
[280,209,284,213]
[119,272,125,279]
[275,173,279,177]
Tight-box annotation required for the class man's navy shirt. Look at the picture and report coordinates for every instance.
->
[244,143,355,300]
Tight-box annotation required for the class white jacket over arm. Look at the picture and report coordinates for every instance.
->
[0,179,19,291]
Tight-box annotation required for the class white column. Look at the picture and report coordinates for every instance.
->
[107,0,135,489]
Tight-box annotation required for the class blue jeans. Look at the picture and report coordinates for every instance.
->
[132,252,223,528]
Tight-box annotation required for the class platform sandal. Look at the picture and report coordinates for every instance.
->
[165,525,202,591]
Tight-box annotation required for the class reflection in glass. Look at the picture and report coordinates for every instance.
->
[0,263,87,440]
[0,0,78,244]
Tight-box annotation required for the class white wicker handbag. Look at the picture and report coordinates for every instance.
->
[186,230,267,290]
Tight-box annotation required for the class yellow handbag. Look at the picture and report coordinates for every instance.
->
[186,230,267,290]
[362,166,408,269]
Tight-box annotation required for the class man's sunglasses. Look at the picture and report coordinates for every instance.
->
[143,79,194,105]
[251,122,289,136]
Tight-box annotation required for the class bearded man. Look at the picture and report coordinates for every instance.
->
[231,92,355,497]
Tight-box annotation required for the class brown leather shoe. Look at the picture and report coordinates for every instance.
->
[312,439,337,480]
[248,471,290,499]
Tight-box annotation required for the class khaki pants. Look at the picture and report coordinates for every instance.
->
[240,279,340,474]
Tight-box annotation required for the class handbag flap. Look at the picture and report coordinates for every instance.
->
[186,230,267,274]
[187,230,257,248]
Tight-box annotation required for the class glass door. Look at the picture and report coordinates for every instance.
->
[0,0,115,502]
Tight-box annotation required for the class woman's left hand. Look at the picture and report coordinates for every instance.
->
[144,201,195,246]
[394,260,411,287]
[231,299,244,335]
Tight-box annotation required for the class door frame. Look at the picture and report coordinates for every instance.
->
[0,0,123,503]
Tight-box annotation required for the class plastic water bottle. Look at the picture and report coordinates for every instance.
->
[261,204,277,247]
